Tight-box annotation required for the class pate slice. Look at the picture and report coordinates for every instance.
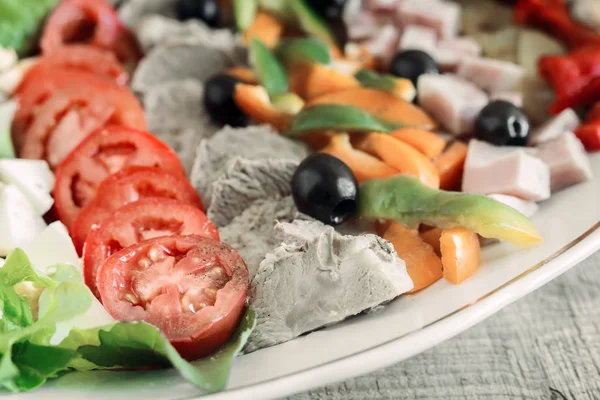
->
[132,41,233,93]
[245,220,413,353]
[207,157,298,227]
[190,125,309,205]
[144,79,219,173]
[219,196,305,280]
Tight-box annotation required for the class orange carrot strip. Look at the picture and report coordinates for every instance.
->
[288,64,360,100]
[420,227,443,256]
[243,12,284,48]
[390,128,447,159]
[383,223,443,293]
[440,227,481,285]
[233,84,291,131]
[321,133,399,183]
[226,67,258,84]
[435,141,468,191]
[353,133,440,188]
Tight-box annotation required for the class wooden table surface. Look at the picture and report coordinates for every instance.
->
[290,252,600,400]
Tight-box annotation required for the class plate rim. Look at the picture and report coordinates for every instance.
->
[197,221,600,400]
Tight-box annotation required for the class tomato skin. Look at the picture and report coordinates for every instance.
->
[53,126,185,229]
[97,235,248,360]
[71,166,204,254]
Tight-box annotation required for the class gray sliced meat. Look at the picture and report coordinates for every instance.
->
[219,196,304,280]
[132,41,233,93]
[536,131,593,192]
[529,108,580,146]
[190,125,309,205]
[118,0,177,27]
[245,219,413,353]
[462,139,551,201]
[143,79,219,173]
[207,158,298,227]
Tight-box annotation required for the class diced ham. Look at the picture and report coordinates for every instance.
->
[488,194,539,218]
[417,74,488,135]
[457,57,526,93]
[396,1,461,39]
[366,0,403,12]
[364,24,401,66]
[462,140,551,202]
[529,108,580,146]
[435,37,482,70]
[490,91,523,108]
[536,132,593,192]
[398,25,437,53]
[346,13,380,41]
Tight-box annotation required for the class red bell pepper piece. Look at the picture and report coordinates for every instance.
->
[575,124,600,151]
[515,0,600,49]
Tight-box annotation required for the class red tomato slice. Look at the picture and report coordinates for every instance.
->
[20,78,146,168]
[53,126,185,229]
[41,0,141,67]
[71,166,204,254]
[83,198,219,299]
[97,235,248,360]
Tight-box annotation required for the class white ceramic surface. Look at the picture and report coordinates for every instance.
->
[11,153,600,400]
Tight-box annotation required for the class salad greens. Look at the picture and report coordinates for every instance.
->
[0,101,16,159]
[0,249,256,393]
[250,38,289,98]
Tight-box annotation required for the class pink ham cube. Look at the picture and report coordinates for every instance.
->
[488,194,539,218]
[529,108,580,146]
[366,0,403,12]
[346,13,380,41]
[490,91,523,108]
[417,74,488,135]
[457,57,526,93]
[399,25,437,53]
[435,37,482,70]
[396,0,461,39]
[365,24,401,66]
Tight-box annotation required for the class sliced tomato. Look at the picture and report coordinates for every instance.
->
[71,166,204,254]
[53,126,185,229]
[97,235,248,360]
[41,0,142,67]
[20,78,146,168]
[83,198,219,299]
[23,45,128,86]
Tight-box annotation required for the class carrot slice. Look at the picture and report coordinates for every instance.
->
[440,227,481,285]
[383,222,443,293]
[420,227,443,256]
[288,63,360,100]
[243,12,284,48]
[435,141,468,191]
[353,133,440,188]
[308,88,437,130]
[233,84,292,131]
[321,133,399,182]
[390,128,446,159]
[226,67,258,84]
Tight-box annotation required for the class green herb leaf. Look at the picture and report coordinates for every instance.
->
[285,104,400,137]
[355,69,397,91]
[289,0,335,44]
[276,38,331,66]
[233,0,257,31]
[0,101,17,159]
[250,39,289,97]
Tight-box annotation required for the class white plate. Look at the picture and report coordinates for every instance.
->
[13,154,600,400]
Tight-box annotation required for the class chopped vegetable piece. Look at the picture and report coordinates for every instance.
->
[389,128,446,159]
[440,228,481,285]
[359,175,543,248]
[286,104,399,136]
[420,227,443,256]
[233,84,292,131]
[271,92,305,115]
[382,223,443,293]
[288,63,360,100]
[276,38,332,66]
[309,88,437,130]
[0,100,16,159]
[225,67,258,84]
[321,133,399,183]
[205,74,248,127]
[475,100,530,146]
[354,133,440,188]
[575,123,600,151]
[249,39,289,97]
[354,69,416,102]
[243,11,283,48]
[290,0,335,44]
[435,141,468,191]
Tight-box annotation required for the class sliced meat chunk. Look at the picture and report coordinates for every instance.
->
[118,0,177,27]
[207,158,298,227]
[190,125,309,205]
[399,25,437,54]
[462,140,551,201]
[346,13,380,41]
[364,24,401,66]
[529,108,580,146]
[536,132,593,192]
[488,194,539,218]
[245,219,413,353]
[435,37,482,70]
[143,79,219,173]
[366,0,402,12]
[490,91,523,108]
[417,74,488,135]
[397,0,461,39]
[457,57,526,93]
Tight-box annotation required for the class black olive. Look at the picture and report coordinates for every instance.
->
[389,50,439,86]
[292,153,358,226]
[305,0,347,21]
[475,100,530,146]
[176,0,221,27]
[203,74,248,127]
